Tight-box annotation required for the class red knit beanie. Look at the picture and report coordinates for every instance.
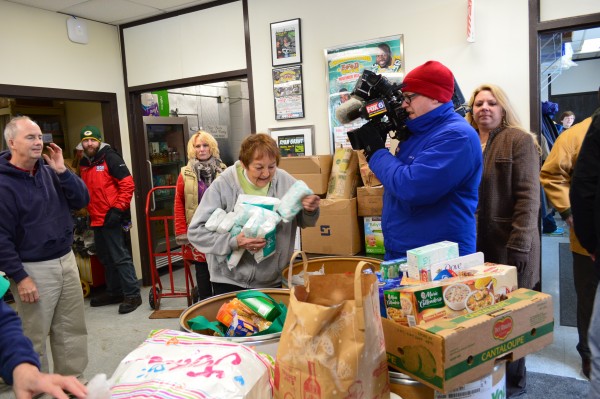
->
[402,60,454,103]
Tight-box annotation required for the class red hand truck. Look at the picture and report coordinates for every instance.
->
[145,186,195,310]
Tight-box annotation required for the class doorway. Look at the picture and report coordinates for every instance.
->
[530,5,600,379]
[0,85,121,151]
[126,73,252,285]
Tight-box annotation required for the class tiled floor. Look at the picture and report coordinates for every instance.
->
[528,225,585,380]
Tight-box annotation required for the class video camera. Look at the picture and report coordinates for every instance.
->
[340,69,469,151]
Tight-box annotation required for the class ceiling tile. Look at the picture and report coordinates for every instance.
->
[5,0,86,12]
[59,0,163,24]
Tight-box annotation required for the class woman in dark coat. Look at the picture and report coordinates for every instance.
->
[466,83,541,398]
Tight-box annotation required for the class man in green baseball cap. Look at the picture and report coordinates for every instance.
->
[79,125,142,314]
[79,125,102,143]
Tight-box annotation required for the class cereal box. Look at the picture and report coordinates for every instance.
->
[384,264,517,327]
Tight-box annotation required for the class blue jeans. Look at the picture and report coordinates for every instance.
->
[93,225,140,298]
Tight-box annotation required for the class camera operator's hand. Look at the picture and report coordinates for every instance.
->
[355,123,386,161]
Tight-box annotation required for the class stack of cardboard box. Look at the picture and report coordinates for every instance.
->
[279,149,366,255]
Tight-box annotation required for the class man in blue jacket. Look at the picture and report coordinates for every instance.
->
[0,275,87,398]
[0,116,89,378]
[352,61,482,259]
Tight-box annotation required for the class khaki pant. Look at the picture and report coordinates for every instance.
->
[10,250,88,376]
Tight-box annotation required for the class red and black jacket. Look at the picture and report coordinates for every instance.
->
[79,145,135,227]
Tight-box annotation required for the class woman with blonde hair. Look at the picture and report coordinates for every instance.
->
[174,130,226,301]
[466,83,540,398]
[187,134,320,295]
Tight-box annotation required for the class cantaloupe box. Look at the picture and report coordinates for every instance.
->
[278,155,333,195]
[384,264,518,327]
[407,241,459,281]
[382,289,554,392]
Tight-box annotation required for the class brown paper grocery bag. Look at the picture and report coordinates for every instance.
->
[275,258,390,398]
[357,150,382,187]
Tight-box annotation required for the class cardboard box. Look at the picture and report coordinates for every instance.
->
[407,241,459,281]
[364,216,385,254]
[384,265,518,326]
[389,361,506,399]
[357,185,384,216]
[382,289,554,392]
[300,198,362,255]
[279,155,333,195]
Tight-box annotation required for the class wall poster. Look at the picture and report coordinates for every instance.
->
[325,35,404,151]
[273,65,305,120]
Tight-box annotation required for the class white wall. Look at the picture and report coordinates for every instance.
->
[65,101,104,152]
[551,58,600,95]
[0,1,142,275]
[249,0,531,154]
[541,0,600,21]
[123,2,246,87]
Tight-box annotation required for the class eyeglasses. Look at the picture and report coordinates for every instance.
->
[402,93,420,104]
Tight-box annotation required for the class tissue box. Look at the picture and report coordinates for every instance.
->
[407,241,459,281]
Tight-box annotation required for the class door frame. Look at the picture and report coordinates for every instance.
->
[125,71,251,285]
[0,84,121,151]
[529,1,600,290]
[528,2,600,136]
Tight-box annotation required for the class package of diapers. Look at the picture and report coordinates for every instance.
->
[205,208,227,231]
[109,329,273,399]
[242,208,281,263]
[277,180,313,223]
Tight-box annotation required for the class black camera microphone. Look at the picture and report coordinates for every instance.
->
[335,97,364,124]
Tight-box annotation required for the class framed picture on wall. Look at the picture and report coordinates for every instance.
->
[271,18,302,66]
[325,35,404,151]
[272,65,305,120]
[268,125,314,157]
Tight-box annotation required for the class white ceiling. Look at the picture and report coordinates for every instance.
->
[5,0,217,25]
[6,0,599,57]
